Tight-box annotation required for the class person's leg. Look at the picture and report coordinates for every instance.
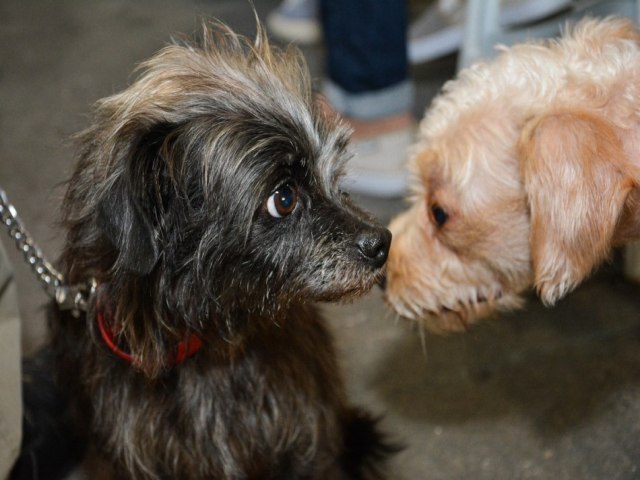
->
[320,0,415,197]
[0,242,22,480]
[321,0,410,113]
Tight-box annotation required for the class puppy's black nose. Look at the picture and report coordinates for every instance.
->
[356,228,392,269]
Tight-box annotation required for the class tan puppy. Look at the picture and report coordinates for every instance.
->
[386,16,640,332]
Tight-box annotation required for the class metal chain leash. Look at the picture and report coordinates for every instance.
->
[0,187,94,315]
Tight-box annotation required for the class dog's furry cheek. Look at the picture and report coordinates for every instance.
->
[386,201,523,330]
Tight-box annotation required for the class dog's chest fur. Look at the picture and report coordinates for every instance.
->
[53,303,348,479]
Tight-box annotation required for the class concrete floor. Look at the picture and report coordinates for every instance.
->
[2,1,640,479]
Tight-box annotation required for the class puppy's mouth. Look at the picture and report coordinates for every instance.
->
[439,289,503,325]
[388,284,517,333]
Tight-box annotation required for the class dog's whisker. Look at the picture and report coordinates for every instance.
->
[417,322,428,357]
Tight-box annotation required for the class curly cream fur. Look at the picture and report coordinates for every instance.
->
[386,17,640,331]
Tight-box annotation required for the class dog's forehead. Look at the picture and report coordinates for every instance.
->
[412,141,475,190]
[412,139,520,211]
[196,111,348,199]
[414,99,523,191]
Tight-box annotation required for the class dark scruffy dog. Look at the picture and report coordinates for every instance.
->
[49,22,393,479]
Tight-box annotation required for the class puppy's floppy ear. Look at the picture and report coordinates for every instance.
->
[520,110,633,305]
[97,177,160,275]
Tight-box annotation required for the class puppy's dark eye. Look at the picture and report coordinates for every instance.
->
[266,184,298,218]
[431,204,448,227]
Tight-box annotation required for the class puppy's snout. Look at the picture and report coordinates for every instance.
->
[355,228,392,269]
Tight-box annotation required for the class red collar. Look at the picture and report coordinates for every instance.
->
[96,309,203,368]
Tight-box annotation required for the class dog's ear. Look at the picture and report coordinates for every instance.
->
[94,120,179,276]
[97,178,160,275]
[519,111,633,305]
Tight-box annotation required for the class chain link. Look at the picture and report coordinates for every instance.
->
[0,188,94,315]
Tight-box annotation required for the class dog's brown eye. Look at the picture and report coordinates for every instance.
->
[431,204,448,227]
[266,184,298,218]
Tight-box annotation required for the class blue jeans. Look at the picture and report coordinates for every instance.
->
[320,0,413,120]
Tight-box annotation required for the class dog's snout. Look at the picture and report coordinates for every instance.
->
[356,228,392,268]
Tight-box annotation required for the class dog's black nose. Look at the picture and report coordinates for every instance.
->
[356,228,392,269]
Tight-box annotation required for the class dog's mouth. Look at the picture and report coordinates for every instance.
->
[425,288,503,330]
[310,267,386,303]
[387,284,520,333]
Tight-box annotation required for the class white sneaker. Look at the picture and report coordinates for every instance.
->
[266,0,321,45]
[342,126,415,198]
[408,0,572,64]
